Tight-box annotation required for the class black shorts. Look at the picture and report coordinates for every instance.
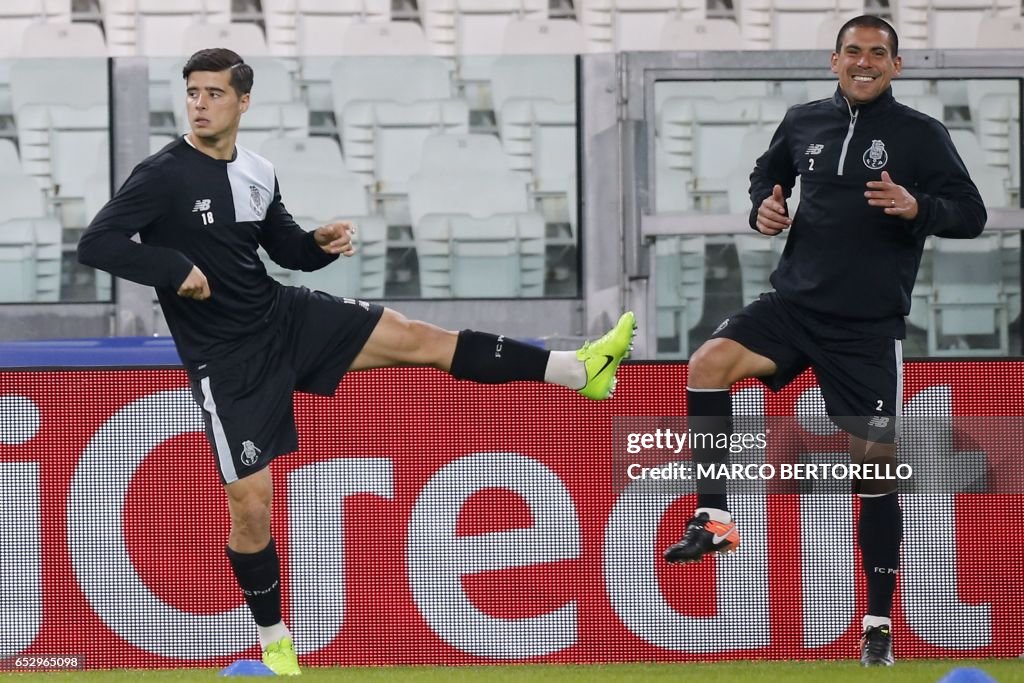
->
[711,292,903,443]
[188,287,384,484]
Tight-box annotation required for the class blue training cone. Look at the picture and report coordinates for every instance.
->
[219,660,276,676]
[937,667,997,683]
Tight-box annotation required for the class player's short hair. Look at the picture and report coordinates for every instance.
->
[182,48,254,96]
[835,15,899,56]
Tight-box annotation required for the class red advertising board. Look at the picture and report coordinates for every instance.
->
[0,363,1021,668]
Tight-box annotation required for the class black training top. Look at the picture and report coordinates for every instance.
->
[749,87,987,338]
[78,137,337,370]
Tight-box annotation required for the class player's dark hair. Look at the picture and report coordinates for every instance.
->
[835,15,899,56]
[182,48,254,96]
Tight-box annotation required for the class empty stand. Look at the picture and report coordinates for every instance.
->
[655,235,706,358]
[895,0,1019,48]
[331,56,467,204]
[262,0,390,57]
[418,0,548,57]
[0,1,71,59]
[409,138,544,297]
[490,55,576,211]
[576,0,705,52]
[927,234,1011,355]
[976,11,1024,46]
[738,0,863,50]
[659,95,788,213]
[180,22,270,57]
[0,171,61,302]
[502,17,588,54]
[19,22,107,57]
[101,0,230,56]
[659,17,743,50]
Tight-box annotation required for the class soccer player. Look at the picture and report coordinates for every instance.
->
[78,48,636,675]
[661,16,985,667]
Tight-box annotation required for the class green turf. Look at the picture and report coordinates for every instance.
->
[0,660,1020,683]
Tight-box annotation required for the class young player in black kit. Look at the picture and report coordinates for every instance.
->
[661,16,985,666]
[78,48,636,675]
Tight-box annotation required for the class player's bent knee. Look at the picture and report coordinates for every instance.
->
[688,339,745,388]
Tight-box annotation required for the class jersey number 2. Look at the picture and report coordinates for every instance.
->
[808,158,815,171]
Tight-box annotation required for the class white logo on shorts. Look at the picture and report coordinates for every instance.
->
[240,440,261,466]
[868,416,890,429]
[713,318,729,335]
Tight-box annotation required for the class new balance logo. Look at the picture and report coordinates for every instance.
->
[868,416,890,428]
[805,144,824,155]
[192,199,211,212]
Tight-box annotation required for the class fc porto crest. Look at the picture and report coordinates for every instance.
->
[249,185,264,215]
[862,139,888,170]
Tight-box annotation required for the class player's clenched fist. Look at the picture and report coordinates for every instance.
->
[315,221,357,257]
[177,265,211,300]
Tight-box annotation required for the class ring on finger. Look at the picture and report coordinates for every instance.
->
[890,198,896,208]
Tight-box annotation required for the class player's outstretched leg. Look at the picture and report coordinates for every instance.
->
[662,508,740,564]
[574,311,636,400]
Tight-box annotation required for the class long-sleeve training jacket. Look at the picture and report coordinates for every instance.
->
[749,86,987,337]
[78,137,338,369]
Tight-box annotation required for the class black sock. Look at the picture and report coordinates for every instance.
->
[226,539,282,627]
[449,330,550,384]
[858,493,902,618]
[688,388,732,512]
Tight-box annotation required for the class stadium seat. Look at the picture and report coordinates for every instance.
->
[11,59,108,224]
[417,133,510,176]
[734,233,786,306]
[298,22,433,113]
[575,0,705,52]
[655,235,706,359]
[501,18,588,54]
[658,17,743,50]
[0,1,72,118]
[976,11,1024,46]
[331,57,467,203]
[949,129,1011,207]
[409,159,544,298]
[659,96,788,213]
[262,0,390,57]
[418,0,548,57]
[738,0,864,50]
[972,91,1018,191]
[655,81,771,117]
[0,0,71,59]
[490,55,575,203]
[101,0,231,56]
[340,20,433,55]
[927,233,1011,355]
[19,22,107,57]
[0,171,61,302]
[894,0,1019,48]
[259,136,346,177]
[180,22,270,57]
[10,58,106,113]
[0,139,21,174]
